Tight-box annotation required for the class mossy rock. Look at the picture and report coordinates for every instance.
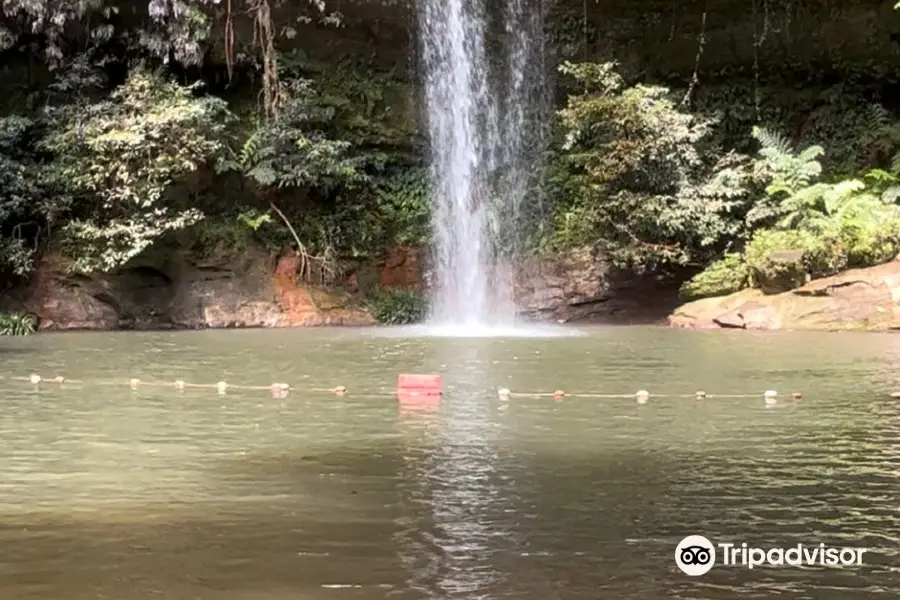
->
[679,253,750,301]
[746,230,819,295]
[751,249,809,294]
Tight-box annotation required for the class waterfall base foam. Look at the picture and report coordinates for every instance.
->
[369,323,587,339]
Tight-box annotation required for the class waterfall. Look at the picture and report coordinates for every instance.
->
[418,0,548,331]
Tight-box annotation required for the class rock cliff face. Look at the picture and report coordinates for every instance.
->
[18,248,900,332]
[2,244,678,330]
[514,248,679,323]
[669,261,900,331]
[3,249,375,331]
[298,0,896,80]
[380,246,678,324]
[387,246,678,324]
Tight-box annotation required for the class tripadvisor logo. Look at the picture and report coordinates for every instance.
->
[676,535,716,576]
[674,535,867,576]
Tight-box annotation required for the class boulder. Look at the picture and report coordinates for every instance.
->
[669,262,900,331]
[753,249,809,294]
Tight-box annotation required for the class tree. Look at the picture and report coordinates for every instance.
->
[551,61,754,270]
[40,68,232,272]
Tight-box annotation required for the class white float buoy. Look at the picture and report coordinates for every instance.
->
[498,388,510,400]
[216,381,228,395]
[764,390,777,405]
[174,380,185,390]
[29,374,41,385]
[129,378,140,390]
[636,390,649,404]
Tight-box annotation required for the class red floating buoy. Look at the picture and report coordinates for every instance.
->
[397,373,443,396]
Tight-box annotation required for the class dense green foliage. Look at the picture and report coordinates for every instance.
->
[0,312,36,336]
[47,70,233,272]
[675,127,900,299]
[1,0,899,311]
[544,59,900,300]
[0,1,427,286]
[678,253,749,301]
[547,61,753,270]
[0,49,428,283]
[366,288,427,325]
[0,116,52,276]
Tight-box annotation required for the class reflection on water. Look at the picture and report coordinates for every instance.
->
[431,343,509,599]
[0,327,898,599]
[395,342,510,600]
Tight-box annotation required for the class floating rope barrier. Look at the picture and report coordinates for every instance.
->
[496,388,803,402]
[0,373,804,403]
[0,374,347,399]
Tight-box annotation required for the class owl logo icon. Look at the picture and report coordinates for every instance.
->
[675,535,716,576]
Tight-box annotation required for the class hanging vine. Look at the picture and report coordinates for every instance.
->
[680,6,707,107]
[224,0,234,81]
[668,0,677,41]
[247,0,282,119]
[221,0,333,120]
[750,0,771,121]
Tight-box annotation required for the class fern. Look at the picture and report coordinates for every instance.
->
[238,131,262,170]
[882,185,900,205]
[867,104,891,133]
[753,127,824,194]
[0,312,36,336]
[890,152,900,175]
[746,127,828,229]
[752,126,793,156]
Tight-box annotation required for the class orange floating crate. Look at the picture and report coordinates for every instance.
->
[396,373,443,396]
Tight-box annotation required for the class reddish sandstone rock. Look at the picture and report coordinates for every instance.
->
[273,253,318,325]
[11,253,120,330]
[6,248,375,331]
[379,246,423,289]
[273,253,375,326]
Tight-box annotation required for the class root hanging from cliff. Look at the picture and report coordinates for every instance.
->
[268,202,339,285]
[249,0,282,119]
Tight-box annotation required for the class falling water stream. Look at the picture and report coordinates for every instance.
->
[419,0,547,332]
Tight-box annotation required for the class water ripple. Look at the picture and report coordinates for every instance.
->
[0,328,898,599]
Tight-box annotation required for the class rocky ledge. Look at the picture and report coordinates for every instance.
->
[515,248,680,324]
[0,243,681,331]
[2,250,377,331]
[669,261,900,331]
